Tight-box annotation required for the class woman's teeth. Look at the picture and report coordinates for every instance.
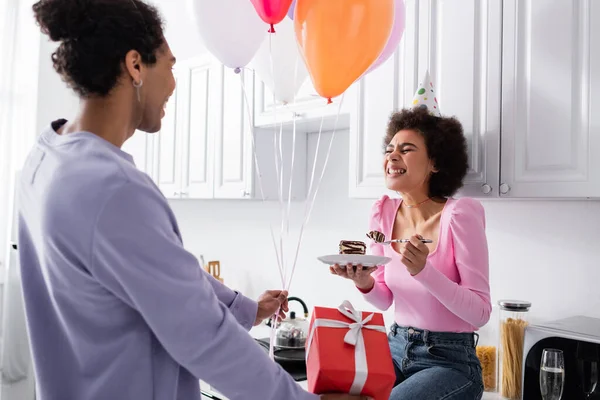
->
[388,168,406,175]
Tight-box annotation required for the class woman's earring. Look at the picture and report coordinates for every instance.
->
[132,79,143,103]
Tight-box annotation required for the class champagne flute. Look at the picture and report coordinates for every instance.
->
[579,360,598,398]
[540,349,565,400]
[577,342,599,398]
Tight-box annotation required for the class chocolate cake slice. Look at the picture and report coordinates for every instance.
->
[366,230,386,243]
[339,240,366,255]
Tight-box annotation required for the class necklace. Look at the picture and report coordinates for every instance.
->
[403,197,432,208]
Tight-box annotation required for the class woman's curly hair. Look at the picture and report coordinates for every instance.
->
[384,107,469,198]
[32,0,165,97]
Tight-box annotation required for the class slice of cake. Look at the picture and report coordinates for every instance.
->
[366,230,386,243]
[339,240,366,255]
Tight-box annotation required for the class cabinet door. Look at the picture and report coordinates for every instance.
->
[348,0,503,199]
[179,57,216,199]
[501,0,600,198]
[348,0,419,198]
[254,76,348,129]
[213,66,255,199]
[421,0,502,198]
[152,77,181,199]
[122,131,154,176]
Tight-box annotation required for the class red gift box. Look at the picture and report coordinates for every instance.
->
[305,301,395,400]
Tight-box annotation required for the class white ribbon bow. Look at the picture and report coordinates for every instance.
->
[306,300,387,394]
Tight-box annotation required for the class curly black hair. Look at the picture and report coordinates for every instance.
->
[384,107,469,198]
[32,0,165,98]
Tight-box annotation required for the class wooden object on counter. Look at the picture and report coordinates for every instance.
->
[204,261,223,283]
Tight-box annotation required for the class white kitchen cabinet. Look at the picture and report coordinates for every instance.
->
[349,0,599,200]
[423,0,503,198]
[122,131,154,176]
[349,0,502,199]
[213,65,254,199]
[254,74,351,133]
[500,0,600,198]
[139,54,218,199]
[154,55,253,200]
[179,56,216,199]
[348,0,421,199]
[152,74,182,198]
[149,55,307,201]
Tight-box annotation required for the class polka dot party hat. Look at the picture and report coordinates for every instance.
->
[412,70,441,117]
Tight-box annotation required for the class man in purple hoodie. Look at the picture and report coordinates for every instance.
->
[17,1,371,400]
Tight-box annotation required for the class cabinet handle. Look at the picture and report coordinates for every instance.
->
[180,191,189,197]
[241,190,251,197]
[499,183,510,194]
[481,184,492,194]
[173,191,180,197]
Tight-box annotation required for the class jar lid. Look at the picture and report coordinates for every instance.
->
[498,300,531,311]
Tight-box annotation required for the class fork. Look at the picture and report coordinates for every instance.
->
[381,238,433,245]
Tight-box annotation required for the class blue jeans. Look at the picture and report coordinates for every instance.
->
[388,324,484,400]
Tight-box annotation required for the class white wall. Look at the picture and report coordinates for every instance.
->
[169,129,600,346]
[149,0,205,62]
[35,37,80,134]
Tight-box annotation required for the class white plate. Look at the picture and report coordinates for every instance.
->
[317,254,392,267]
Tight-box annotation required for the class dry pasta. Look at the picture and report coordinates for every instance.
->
[500,318,529,399]
[476,346,496,391]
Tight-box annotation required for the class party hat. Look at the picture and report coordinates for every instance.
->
[411,70,441,117]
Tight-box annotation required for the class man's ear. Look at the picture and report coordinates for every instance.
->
[124,49,143,82]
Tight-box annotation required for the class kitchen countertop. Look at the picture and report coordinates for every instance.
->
[481,393,502,400]
[248,324,503,400]
[249,323,274,340]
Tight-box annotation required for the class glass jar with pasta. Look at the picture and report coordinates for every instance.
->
[475,304,499,393]
[498,300,532,399]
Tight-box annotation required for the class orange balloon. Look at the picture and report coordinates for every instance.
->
[294,0,394,102]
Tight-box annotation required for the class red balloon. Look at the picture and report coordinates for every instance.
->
[249,0,294,32]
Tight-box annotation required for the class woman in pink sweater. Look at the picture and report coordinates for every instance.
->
[332,106,491,399]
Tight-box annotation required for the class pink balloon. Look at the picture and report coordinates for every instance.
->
[249,0,293,32]
[366,0,406,74]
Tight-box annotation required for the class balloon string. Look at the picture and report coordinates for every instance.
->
[284,56,301,274]
[272,35,287,287]
[286,94,345,293]
[267,31,287,362]
[239,74,285,291]
[277,121,285,286]
[267,32,286,288]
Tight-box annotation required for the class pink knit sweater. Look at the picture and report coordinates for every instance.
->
[361,196,492,332]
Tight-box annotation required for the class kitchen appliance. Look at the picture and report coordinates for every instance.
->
[522,316,600,399]
[257,296,309,381]
[268,296,309,349]
[255,338,306,381]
